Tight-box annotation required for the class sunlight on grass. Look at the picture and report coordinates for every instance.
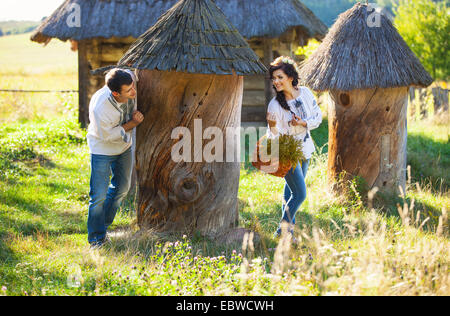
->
[0,33,77,123]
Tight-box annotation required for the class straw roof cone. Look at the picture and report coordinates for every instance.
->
[31,0,327,44]
[118,0,267,75]
[298,2,433,91]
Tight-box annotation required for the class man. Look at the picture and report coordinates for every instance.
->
[86,68,144,247]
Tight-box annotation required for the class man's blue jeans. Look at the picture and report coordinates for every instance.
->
[276,159,310,236]
[87,147,132,244]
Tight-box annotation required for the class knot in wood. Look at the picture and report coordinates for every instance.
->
[169,167,206,204]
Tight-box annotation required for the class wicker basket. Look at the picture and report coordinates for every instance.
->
[251,135,292,178]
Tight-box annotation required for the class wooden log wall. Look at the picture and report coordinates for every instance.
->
[78,40,89,128]
[242,27,309,122]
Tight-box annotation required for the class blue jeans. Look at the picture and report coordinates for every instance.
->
[276,159,310,236]
[87,147,132,244]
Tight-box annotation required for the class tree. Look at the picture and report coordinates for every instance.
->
[302,0,355,27]
[394,0,450,80]
[295,38,321,60]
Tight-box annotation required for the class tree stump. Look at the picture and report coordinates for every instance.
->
[135,69,244,236]
[327,87,408,194]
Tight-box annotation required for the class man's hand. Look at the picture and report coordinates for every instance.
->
[122,111,145,132]
[132,110,144,124]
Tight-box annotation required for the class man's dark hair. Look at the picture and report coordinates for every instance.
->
[106,69,133,93]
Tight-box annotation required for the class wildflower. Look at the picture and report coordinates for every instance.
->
[282,57,294,65]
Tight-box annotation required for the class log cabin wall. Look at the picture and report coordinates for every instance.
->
[242,28,309,123]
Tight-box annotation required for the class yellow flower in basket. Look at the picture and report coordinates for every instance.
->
[252,134,305,178]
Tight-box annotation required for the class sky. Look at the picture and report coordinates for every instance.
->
[0,0,66,21]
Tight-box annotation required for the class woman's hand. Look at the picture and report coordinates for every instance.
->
[267,112,279,135]
[290,115,307,127]
[267,112,277,125]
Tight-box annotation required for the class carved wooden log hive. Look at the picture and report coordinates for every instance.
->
[135,70,243,234]
[117,0,266,235]
[327,87,408,192]
[298,3,433,194]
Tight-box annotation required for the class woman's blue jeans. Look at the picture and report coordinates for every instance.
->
[87,147,132,244]
[276,159,310,236]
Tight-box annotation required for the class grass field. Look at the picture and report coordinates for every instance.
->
[0,34,448,296]
[0,33,77,122]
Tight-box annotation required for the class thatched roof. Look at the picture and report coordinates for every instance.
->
[117,0,266,75]
[31,0,327,44]
[298,2,433,91]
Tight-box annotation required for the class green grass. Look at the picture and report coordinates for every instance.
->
[0,113,448,296]
[407,118,449,192]
[0,33,448,296]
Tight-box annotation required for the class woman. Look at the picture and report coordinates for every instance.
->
[266,56,322,238]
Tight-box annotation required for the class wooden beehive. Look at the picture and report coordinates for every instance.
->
[298,3,433,194]
[118,0,266,235]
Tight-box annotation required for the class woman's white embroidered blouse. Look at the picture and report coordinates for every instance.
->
[266,86,322,159]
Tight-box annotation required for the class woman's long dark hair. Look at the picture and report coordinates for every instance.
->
[269,56,300,113]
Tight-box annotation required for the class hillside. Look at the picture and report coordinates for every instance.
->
[0,20,39,37]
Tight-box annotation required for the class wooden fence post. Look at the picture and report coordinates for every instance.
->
[432,87,449,115]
